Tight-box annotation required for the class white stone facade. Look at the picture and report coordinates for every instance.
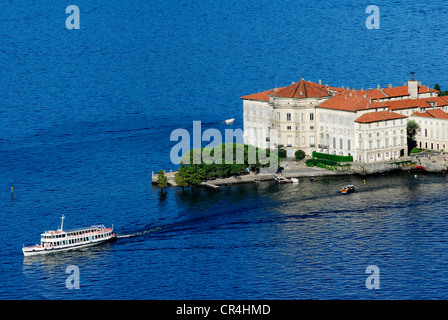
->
[241,78,443,163]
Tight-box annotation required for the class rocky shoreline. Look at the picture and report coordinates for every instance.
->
[152,152,448,190]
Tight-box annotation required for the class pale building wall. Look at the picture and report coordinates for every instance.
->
[271,96,330,157]
[316,108,356,158]
[242,99,272,149]
[355,118,407,163]
[411,116,448,152]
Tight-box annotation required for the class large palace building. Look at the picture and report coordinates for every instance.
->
[241,77,447,163]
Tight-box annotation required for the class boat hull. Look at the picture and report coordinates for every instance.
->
[23,236,116,257]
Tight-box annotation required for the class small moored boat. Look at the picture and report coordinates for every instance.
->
[22,215,116,256]
[291,178,299,184]
[341,185,355,194]
[224,118,235,124]
[275,176,287,184]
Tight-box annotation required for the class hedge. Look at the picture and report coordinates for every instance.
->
[312,151,353,162]
[306,158,338,167]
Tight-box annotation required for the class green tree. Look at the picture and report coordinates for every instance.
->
[174,164,189,190]
[435,83,448,96]
[294,149,306,161]
[407,120,420,155]
[157,169,168,192]
[278,148,287,159]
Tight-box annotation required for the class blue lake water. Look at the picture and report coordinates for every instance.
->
[1,0,448,299]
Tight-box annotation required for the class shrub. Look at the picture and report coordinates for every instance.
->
[278,148,287,159]
[410,147,425,154]
[294,149,306,161]
[312,151,353,162]
[306,158,338,167]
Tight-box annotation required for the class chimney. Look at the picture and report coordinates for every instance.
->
[408,79,418,99]
[377,84,380,89]
[319,79,322,85]
[388,84,392,89]
[363,94,367,98]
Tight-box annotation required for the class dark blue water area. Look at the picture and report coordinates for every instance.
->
[1,0,448,299]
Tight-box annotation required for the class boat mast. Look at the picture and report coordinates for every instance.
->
[60,214,65,231]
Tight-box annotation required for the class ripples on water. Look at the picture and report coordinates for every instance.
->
[2,0,448,299]
[8,172,448,299]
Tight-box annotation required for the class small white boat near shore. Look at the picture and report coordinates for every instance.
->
[22,215,116,256]
[291,178,299,183]
[224,118,235,124]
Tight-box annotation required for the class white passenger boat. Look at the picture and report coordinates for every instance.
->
[22,215,116,256]
[224,118,235,124]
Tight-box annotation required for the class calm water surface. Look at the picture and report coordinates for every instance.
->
[1,0,448,299]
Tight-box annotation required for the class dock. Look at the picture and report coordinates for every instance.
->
[200,182,221,191]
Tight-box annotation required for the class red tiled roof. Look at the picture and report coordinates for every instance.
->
[241,81,442,105]
[412,111,433,118]
[272,80,330,99]
[240,88,282,102]
[374,85,437,99]
[425,96,448,106]
[412,109,448,120]
[379,100,412,110]
[379,97,447,110]
[419,86,438,94]
[355,111,408,123]
[317,94,382,112]
[382,86,410,98]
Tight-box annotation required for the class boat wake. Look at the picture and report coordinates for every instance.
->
[116,226,164,239]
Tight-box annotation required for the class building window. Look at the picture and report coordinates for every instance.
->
[287,113,291,121]
[287,126,292,130]
[425,129,427,137]
[340,138,343,150]
[310,113,314,121]
[333,137,336,149]
[347,139,351,151]
[277,112,280,121]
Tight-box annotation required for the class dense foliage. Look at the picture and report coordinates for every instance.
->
[312,151,353,162]
[174,143,279,186]
[406,120,420,155]
[156,169,168,191]
[435,84,448,96]
[294,149,306,161]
